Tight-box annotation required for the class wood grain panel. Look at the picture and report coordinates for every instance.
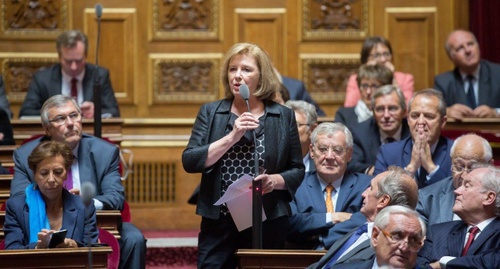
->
[385,7,436,91]
[234,9,286,70]
[84,8,136,104]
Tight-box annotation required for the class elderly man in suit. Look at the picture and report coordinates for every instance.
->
[374,89,453,188]
[309,166,418,268]
[287,122,372,249]
[19,30,120,119]
[434,30,500,120]
[285,100,318,173]
[417,164,500,268]
[348,85,410,175]
[417,133,493,227]
[334,206,426,269]
[11,95,145,269]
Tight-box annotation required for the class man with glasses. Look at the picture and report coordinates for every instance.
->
[308,166,419,268]
[434,30,500,120]
[287,122,371,249]
[417,164,500,268]
[348,85,410,175]
[374,89,453,188]
[417,133,493,227]
[19,30,120,119]
[335,64,393,126]
[333,205,426,269]
[11,95,146,269]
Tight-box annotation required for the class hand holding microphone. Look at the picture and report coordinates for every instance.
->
[236,84,259,132]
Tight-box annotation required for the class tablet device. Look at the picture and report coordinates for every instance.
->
[48,229,67,248]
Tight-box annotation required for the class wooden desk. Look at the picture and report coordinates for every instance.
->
[0,146,16,171]
[11,118,124,145]
[237,249,326,269]
[0,210,122,241]
[0,246,111,268]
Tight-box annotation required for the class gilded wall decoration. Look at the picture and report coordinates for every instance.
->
[302,57,359,104]
[1,57,57,102]
[152,0,219,40]
[152,55,221,104]
[1,0,68,37]
[303,0,367,40]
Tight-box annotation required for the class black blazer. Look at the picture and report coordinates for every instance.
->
[348,117,410,173]
[434,60,500,108]
[334,107,358,127]
[19,63,120,117]
[182,99,305,220]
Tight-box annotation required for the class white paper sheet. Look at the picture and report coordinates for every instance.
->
[214,174,267,231]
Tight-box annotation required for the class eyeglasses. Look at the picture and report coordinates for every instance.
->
[314,145,346,157]
[369,52,392,59]
[451,165,474,174]
[380,229,424,252]
[297,123,310,128]
[49,112,82,126]
[359,84,380,91]
[374,105,401,115]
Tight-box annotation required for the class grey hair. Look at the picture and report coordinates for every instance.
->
[310,122,353,149]
[376,166,418,209]
[449,133,492,162]
[285,100,318,126]
[475,165,500,217]
[371,85,407,111]
[408,88,447,118]
[41,95,81,127]
[374,205,426,239]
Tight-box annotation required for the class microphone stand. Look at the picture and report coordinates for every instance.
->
[243,100,262,249]
[93,5,102,138]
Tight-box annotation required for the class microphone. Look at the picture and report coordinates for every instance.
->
[239,84,263,249]
[81,181,96,268]
[81,181,96,207]
[93,3,103,138]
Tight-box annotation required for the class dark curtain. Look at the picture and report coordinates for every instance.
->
[470,0,500,63]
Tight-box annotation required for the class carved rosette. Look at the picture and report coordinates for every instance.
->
[152,0,219,40]
[1,57,57,102]
[303,0,368,40]
[302,57,359,104]
[1,0,68,38]
[152,56,221,104]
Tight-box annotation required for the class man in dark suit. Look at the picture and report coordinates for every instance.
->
[348,85,410,175]
[417,165,500,268]
[309,166,418,268]
[281,75,326,116]
[19,30,120,118]
[334,206,426,269]
[434,29,500,120]
[288,122,372,249]
[335,64,393,127]
[374,89,453,188]
[11,95,145,269]
[417,133,493,227]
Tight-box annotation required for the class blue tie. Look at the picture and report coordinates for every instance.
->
[466,75,477,109]
[323,224,368,268]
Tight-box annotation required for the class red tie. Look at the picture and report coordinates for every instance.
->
[71,78,78,100]
[461,226,480,256]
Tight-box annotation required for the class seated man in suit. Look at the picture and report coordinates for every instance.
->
[19,30,120,119]
[11,95,145,269]
[309,166,418,268]
[417,133,493,227]
[335,64,393,126]
[334,206,426,269]
[434,29,500,120]
[418,164,500,268]
[277,71,326,116]
[348,85,410,175]
[285,100,318,173]
[374,89,453,188]
[287,122,372,249]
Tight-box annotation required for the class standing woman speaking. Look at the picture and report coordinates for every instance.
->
[182,43,304,268]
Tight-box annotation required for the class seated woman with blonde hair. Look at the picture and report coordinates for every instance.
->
[4,140,98,249]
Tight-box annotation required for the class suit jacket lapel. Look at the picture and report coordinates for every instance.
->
[61,191,78,239]
[50,64,63,95]
[440,179,456,223]
[308,173,327,212]
[449,223,468,256]
[403,138,413,170]
[467,217,500,255]
[432,137,448,167]
[337,237,370,263]
[477,61,491,105]
[452,68,467,103]
[77,136,93,187]
[82,64,95,101]
[336,174,355,211]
